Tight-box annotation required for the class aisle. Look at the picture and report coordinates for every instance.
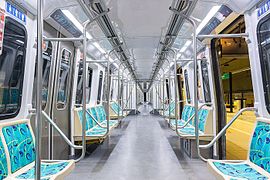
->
[66,104,214,180]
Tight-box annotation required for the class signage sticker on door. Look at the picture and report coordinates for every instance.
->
[0,8,6,56]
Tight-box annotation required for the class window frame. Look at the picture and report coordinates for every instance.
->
[184,70,191,104]
[200,59,212,103]
[56,48,72,110]
[0,17,27,120]
[257,13,270,114]
[97,70,103,104]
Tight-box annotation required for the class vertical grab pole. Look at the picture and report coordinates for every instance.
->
[36,0,43,179]
[107,60,110,134]
[135,81,138,113]
[107,46,122,121]
[168,68,171,125]
[169,7,204,161]
[118,70,121,119]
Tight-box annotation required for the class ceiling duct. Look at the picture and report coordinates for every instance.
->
[148,0,198,92]
[77,0,138,81]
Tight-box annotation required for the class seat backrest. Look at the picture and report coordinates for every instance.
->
[110,102,120,114]
[89,107,99,123]
[169,102,175,113]
[181,105,192,124]
[77,108,94,131]
[0,135,8,179]
[198,109,209,132]
[96,105,106,121]
[1,120,35,174]
[249,119,270,173]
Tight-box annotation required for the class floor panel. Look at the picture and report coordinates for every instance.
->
[66,104,215,180]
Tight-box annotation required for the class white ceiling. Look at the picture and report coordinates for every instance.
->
[104,0,172,79]
[39,0,260,81]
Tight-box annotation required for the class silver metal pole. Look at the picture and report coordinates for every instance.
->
[200,107,257,150]
[107,60,110,134]
[135,81,138,113]
[42,111,83,150]
[44,37,84,42]
[35,0,43,179]
[169,7,202,161]
[197,33,249,39]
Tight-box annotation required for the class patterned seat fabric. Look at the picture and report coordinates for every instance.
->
[2,123,35,173]
[2,123,73,179]
[0,138,8,180]
[111,102,123,116]
[210,121,270,179]
[178,127,204,136]
[78,109,94,131]
[249,121,270,173]
[175,106,209,136]
[213,162,267,180]
[16,161,69,179]
[96,106,118,127]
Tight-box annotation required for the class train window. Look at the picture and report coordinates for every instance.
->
[97,71,103,104]
[32,41,53,109]
[184,70,191,104]
[165,79,170,101]
[75,62,83,105]
[57,49,71,109]
[0,17,27,119]
[258,15,270,113]
[201,60,211,103]
[75,62,93,105]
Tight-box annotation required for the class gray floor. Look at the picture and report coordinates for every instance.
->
[66,104,215,180]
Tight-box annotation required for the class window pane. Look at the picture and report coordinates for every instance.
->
[75,62,83,105]
[57,49,71,109]
[201,60,211,103]
[258,15,270,113]
[86,67,93,103]
[32,41,53,109]
[97,71,103,103]
[0,17,27,118]
[184,70,191,103]
[75,62,92,105]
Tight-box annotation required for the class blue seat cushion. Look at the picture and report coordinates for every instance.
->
[15,161,70,179]
[170,119,192,127]
[100,120,118,127]
[212,162,267,180]
[2,123,35,173]
[177,126,204,136]
[86,127,107,136]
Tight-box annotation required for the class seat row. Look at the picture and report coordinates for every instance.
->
[160,101,176,118]
[0,102,128,179]
[73,104,124,142]
[109,101,129,119]
[163,104,270,179]
[166,104,214,140]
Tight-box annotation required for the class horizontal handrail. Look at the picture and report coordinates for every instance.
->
[42,111,83,150]
[199,107,257,149]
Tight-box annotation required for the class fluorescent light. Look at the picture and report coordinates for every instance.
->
[196,6,221,35]
[62,9,107,54]
[93,42,106,54]
[113,62,119,68]
[179,40,192,54]
[62,10,83,33]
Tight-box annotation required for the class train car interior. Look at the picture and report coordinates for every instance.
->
[0,0,269,179]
